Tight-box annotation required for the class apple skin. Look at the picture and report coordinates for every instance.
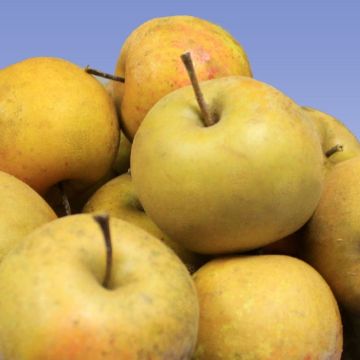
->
[113,15,252,139]
[83,173,207,273]
[104,80,123,117]
[0,214,199,359]
[301,156,360,315]
[0,171,57,262]
[0,57,119,194]
[103,80,131,175]
[303,106,360,165]
[193,255,343,359]
[131,76,325,254]
[112,133,131,175]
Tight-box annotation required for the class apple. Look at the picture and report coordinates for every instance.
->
[301,155,360,315]
[303,106,360,165]
[83,173,207,273]
[193,255,342,359]
[113,15,252,139]
[0,170,56,262]
[0,214,199,359]
[131,69,324,254]
[0,57,119,194]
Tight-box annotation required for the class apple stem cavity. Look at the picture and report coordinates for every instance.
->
[93,214,113,289]
[85,66,125,83]
[180,52,216,127]
[58,182,71,216]
[325,144,344,158]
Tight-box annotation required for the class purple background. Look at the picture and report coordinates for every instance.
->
[1,0,359,135]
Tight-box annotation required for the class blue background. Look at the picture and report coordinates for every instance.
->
[1,0,359,136]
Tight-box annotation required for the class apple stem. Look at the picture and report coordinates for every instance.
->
[85,66,125,83]
[93,214,113,289]
[180,52,216,127]
[58,182,71,216]
[325,144,344,158]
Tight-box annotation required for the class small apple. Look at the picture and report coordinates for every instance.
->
[83,173,207,272]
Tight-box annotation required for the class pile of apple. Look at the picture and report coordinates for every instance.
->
[1,15,359,359]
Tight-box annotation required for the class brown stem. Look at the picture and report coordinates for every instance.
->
[180,52,215,127]
[58,182,71,216]
[93,214,113,289]
[85,66,125,83]
[325,144,344,158]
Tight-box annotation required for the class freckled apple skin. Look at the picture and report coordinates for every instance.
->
[302,156,360,315]
[0,214,199,360]
[131,76,325,254]
[0,57,119,194]
[113,15,252,139]
[193,255,343,359]
[0,171,57,262]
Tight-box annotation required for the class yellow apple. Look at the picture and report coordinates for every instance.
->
[193,255,342,359]
[0,57,119,194]
[0,214,199,359]
[131,76,324,254]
